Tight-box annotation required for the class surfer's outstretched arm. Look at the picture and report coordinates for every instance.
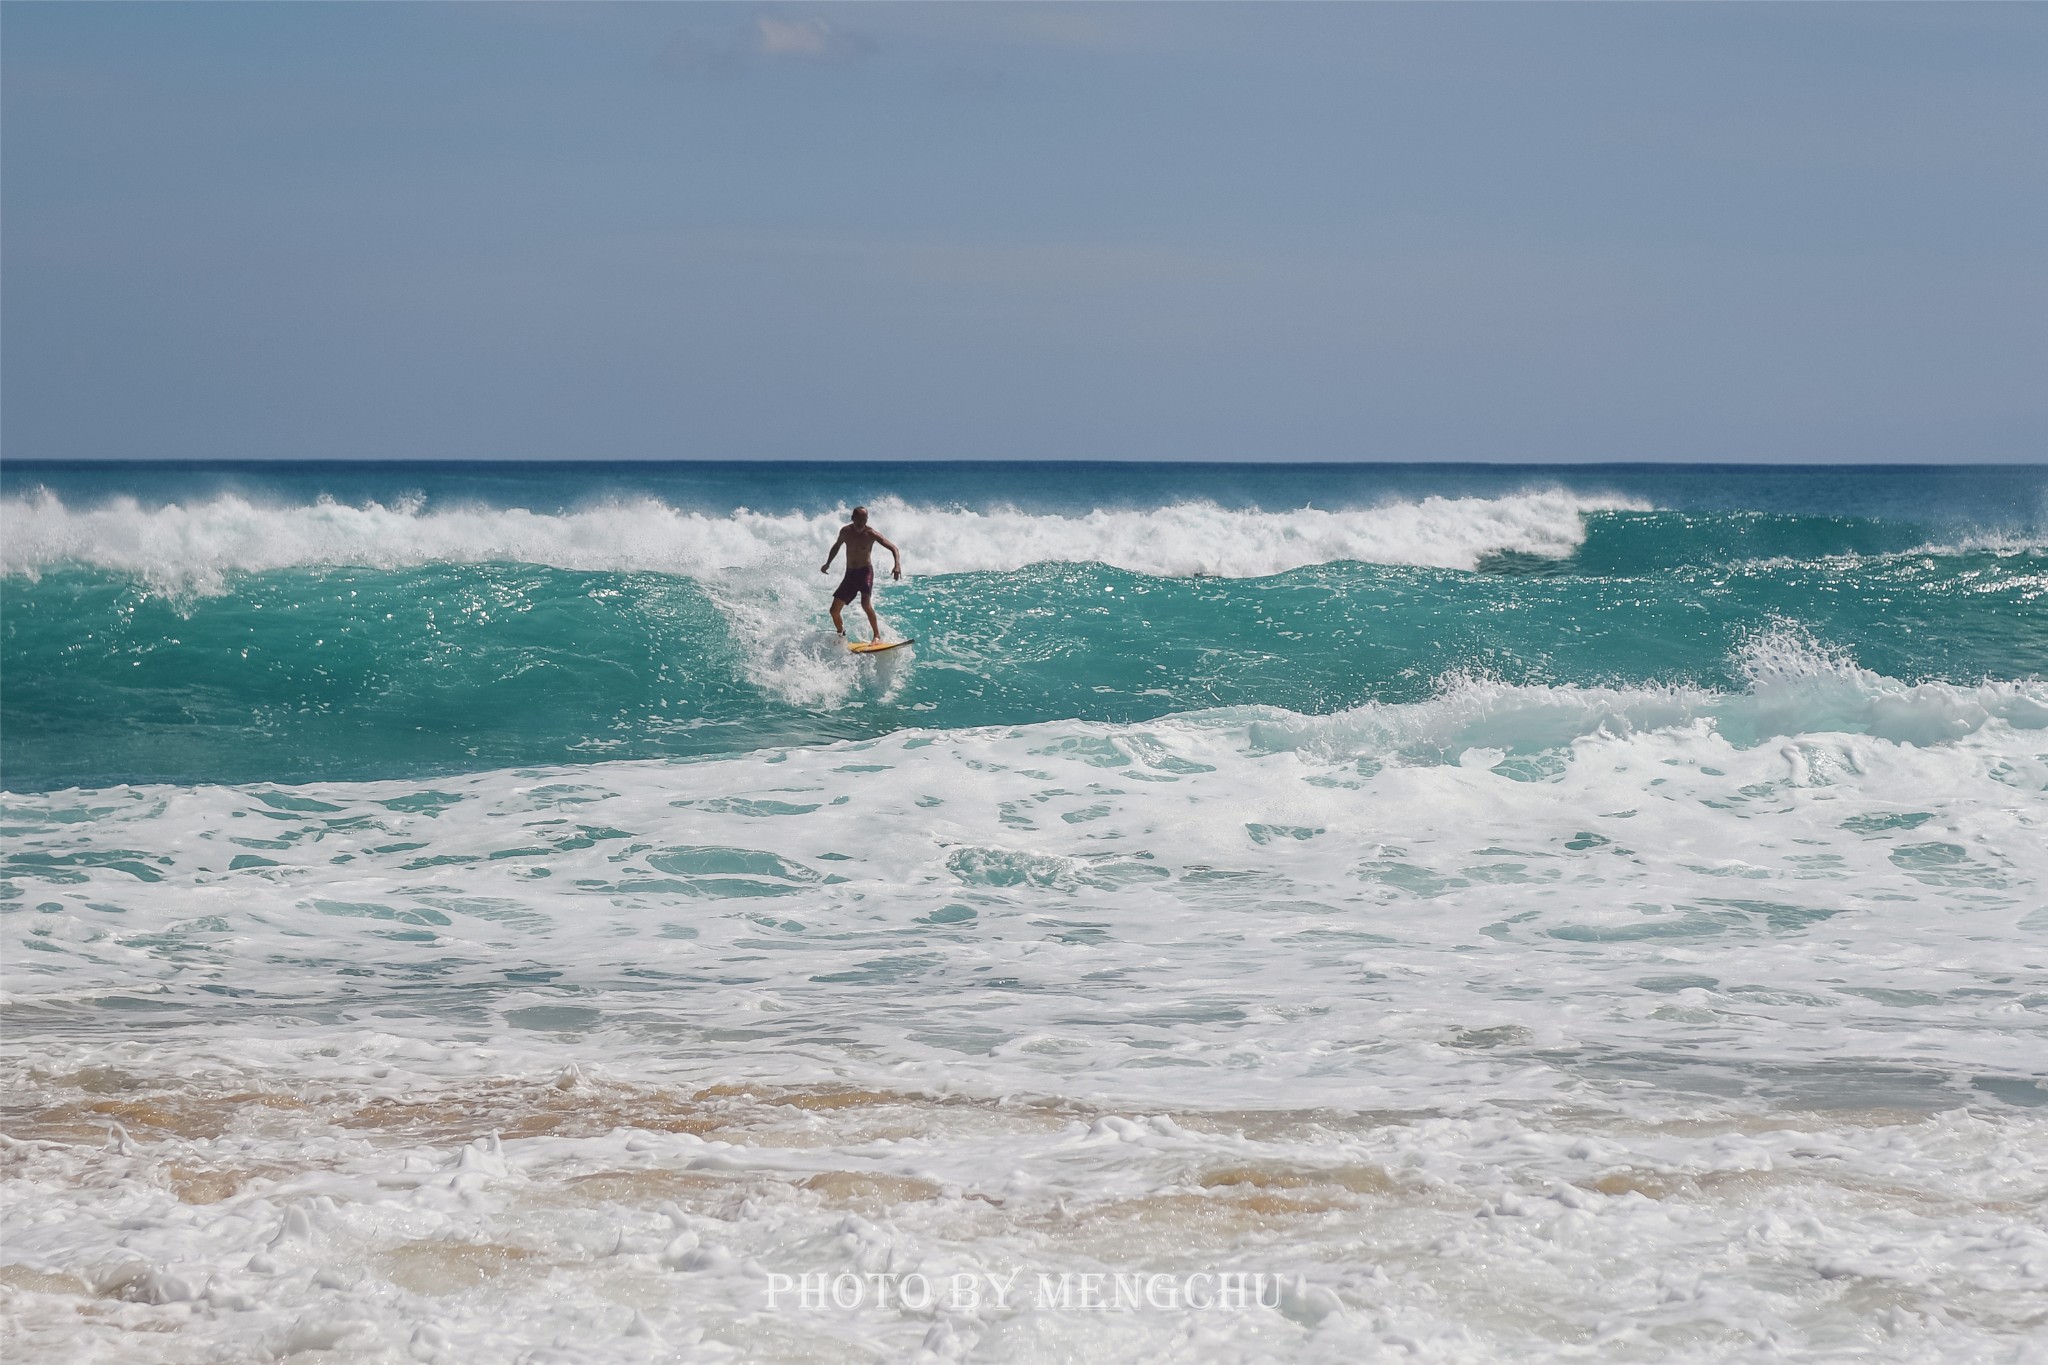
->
[874,533,903,580]
[821,529,844,574]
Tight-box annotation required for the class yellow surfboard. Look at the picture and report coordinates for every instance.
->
[848,638,915,654]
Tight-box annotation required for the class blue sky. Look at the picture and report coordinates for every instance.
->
[3,2,2043,462]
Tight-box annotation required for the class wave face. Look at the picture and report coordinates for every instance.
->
[4,465,2044,788]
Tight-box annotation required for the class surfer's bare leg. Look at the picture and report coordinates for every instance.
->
[861,593,881,642]
[829,599,846,636]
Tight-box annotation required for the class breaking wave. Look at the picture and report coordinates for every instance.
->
[1243,627,2048,760]
[1,489,1645,594]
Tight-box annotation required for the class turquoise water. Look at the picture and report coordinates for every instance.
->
[3,462,2042,789]
[5,462,2047,1363]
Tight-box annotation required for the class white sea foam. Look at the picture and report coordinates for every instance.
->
[0,488,1644,593]
[6,646,2045,1362]
[1909,529,2048,558]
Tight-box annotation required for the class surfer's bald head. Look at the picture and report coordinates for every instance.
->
[851,507,868,524]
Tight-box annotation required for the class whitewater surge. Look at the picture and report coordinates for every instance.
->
[6,664,2047,1362]
[0,488,1644,592]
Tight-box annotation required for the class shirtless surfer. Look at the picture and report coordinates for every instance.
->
[821,506,902,641]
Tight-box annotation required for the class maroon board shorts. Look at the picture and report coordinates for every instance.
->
[832,565,875,604]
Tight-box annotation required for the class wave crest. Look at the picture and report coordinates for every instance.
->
[1,489,1643,594]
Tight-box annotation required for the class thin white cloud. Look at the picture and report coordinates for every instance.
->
[755,14,873,62]
[756,17,831,58]
[659,12,872,77]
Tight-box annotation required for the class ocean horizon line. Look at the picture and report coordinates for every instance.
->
[6,455,2045,470]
